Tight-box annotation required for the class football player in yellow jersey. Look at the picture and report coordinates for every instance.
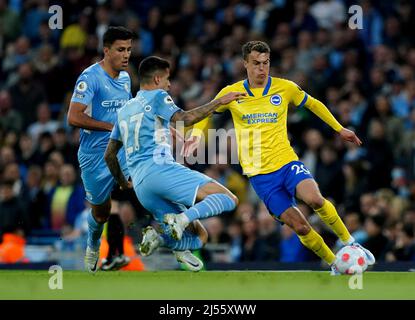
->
[185,41,375,274]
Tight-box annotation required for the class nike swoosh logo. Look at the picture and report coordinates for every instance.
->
[187,261,199,267]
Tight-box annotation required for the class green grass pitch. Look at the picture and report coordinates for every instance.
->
[1,270,414,300]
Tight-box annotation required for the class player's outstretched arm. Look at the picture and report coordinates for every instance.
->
[303,96,362,146]
[104,139,131,190]
[171,92,245,126]
[68,102,114,131]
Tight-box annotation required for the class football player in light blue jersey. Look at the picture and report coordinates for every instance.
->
[68,27,135,273]
[105,56,245,270]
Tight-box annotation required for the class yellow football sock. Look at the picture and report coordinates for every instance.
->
[298,228,336,265]
[315,199,352,244]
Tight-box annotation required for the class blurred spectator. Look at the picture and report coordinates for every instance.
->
[0,89,22,133]
[27,103,59,145]
[22,0,51,41]
[41,160,59,195]
[0,0,22,43]
[58,202,90,251]
[33,45,65,113]
[34,132,55,165]
[109,0,137,27]
[257,204,280,261]
[300,128,323,176]
[3,162,23,196]
[279,225,310,262]
[2,36,32,75]
[227,219,243,262]
[17,133,36,168]
[51,128,77,166]
[342,160,369,211]
[315,144,345,203]
[204,217,230,245]
[363,214,391,261]
[205,153,248,203]
[291,0,317,35]
[0,179,29,239]
[239,212,266,261]
[365,119,394,191]
[47,164,85,230]
[335,212,368,250]
[386,223,415,262]
[21,165,48,229]
[8,62,46,128]
[359,0,383,48]
[59,9,89,50]
[309,0,346,29]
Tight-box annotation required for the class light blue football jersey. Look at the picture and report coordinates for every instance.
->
[71,63,132,153]
[110,89,181,184]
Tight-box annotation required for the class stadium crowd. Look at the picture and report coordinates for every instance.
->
[1,0,415,264]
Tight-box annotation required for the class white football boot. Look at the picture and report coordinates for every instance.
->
[174,250,204,272]
[85,246,99,273]
[139,226,162,256]
[163,213,189,241]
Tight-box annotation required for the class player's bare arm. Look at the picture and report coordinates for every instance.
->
[104,138,131,190]
[171,92,245,126]
[68,102,114,131]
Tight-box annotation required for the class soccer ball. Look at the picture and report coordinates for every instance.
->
[334,245,368,275]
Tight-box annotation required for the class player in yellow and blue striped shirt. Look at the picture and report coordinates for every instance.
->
[186,41,375,274]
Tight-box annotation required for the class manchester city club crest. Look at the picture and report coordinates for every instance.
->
[270,94,282,106]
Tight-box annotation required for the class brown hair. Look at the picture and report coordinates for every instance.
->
[242,41,270,60]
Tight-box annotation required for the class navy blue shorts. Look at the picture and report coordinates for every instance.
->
[249,161,313,220]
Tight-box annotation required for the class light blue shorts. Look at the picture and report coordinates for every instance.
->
[134,162,213,223]
[78,149,129,205]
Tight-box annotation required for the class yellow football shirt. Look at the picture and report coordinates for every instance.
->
[192,77,343,176]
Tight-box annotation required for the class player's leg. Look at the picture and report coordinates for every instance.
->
[295,178,375,265]
[102,154,134,270]
[137,192,206,271]
[101,203,130,271]
[136,187,206,255]
[164,180,238,240]
[279,206,336,266]
[81,156,117,272]
[84,199,111,273]
[160,221,206,272]
[249,162,336,268]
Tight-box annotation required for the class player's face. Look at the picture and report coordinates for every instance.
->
[155,68,171,91]
[244,51,270,87]
[105,39,132,71]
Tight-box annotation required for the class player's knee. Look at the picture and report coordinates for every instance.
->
[294,223,311,236]
[305,194,325,210]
